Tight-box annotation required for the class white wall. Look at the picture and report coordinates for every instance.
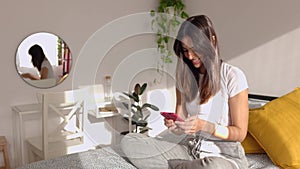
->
[228,27,300,96]
[0,1,159,167]
[2,0,300,167]
[184,0,300,96]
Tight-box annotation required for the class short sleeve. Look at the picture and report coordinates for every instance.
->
[226,65,248,98]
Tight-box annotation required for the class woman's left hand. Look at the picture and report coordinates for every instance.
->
[174,116,205,135]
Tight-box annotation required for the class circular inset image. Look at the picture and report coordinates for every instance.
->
[15,32,72,88]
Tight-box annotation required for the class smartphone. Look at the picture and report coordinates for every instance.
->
[160,112,184,122]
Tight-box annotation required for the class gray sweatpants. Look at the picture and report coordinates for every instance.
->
[121,131,248,169]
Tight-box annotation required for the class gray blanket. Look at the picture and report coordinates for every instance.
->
[17,147,278,169]
[17,147,136,169]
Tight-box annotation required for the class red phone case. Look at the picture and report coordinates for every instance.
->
[160,112,184,121]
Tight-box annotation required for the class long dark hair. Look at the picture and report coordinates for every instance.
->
[173,15,221,104]
[28,44,46,71]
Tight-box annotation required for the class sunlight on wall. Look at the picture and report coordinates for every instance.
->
[228,27,300,96]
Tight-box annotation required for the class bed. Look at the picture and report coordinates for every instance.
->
[17,94,281,169]
[16,145,279,169]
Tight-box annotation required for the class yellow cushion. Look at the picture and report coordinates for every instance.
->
[241,132,265,154]
[248,87,300,169]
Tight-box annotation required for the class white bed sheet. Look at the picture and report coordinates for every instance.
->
[246,153,279,169]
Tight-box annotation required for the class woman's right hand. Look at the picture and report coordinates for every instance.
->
[164,118,175,128]
[21,73,31,78]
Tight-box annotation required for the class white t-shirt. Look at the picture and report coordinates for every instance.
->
[183,62,248,167]
[185,62,248,132]
[41,59,55,79]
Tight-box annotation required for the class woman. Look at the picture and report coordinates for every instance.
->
[121,15,249,169]
[21,44,55,80]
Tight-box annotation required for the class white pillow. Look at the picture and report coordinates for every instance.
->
[248,99,268,109]
[18,66,40,77]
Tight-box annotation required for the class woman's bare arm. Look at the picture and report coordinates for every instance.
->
[175,88,188,119]
[211,89,249,142]
[40,67,49,79]
[175,89,249,142]
[21,73,40,80]
[224,89,249,142]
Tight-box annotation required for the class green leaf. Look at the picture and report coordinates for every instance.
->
[122,92,130,97]
[142,103,159,111]
[177,2,184,11]
[160,46,166,53]
[139,126,152,134]
[131,104,138,109]
[158,21,166,32]
[124,116,140,126]
[132,92,139,102]
[141,103,151,109]
[135,110,143,119]
[163,36,169,43]
[144,114,150,120]
[139,83,147,95]
[157,36,163,45]
[122,92,137,102]
[181,11,189,19]
[164,56,173,63]
[134,83,141,95]
[136,106,142,115]
[131,115,139,124]
[150,10,155,17]
[136,120,148,127]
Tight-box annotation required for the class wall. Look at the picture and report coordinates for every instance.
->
[1,0,300,167]
[0,0,158,167]
[184,0,300,96]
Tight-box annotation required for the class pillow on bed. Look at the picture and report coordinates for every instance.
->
[241,132,264,154]
[248,87,300,169]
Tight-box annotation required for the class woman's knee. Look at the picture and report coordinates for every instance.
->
[121,133,154,158]
[121,133,148,147]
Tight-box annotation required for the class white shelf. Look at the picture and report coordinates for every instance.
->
[88,101,120,118]
[12,103,40,115]
[88,110,120,118]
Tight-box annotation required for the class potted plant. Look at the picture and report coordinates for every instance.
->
[150,0,189,74]
[121,83,159,134]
